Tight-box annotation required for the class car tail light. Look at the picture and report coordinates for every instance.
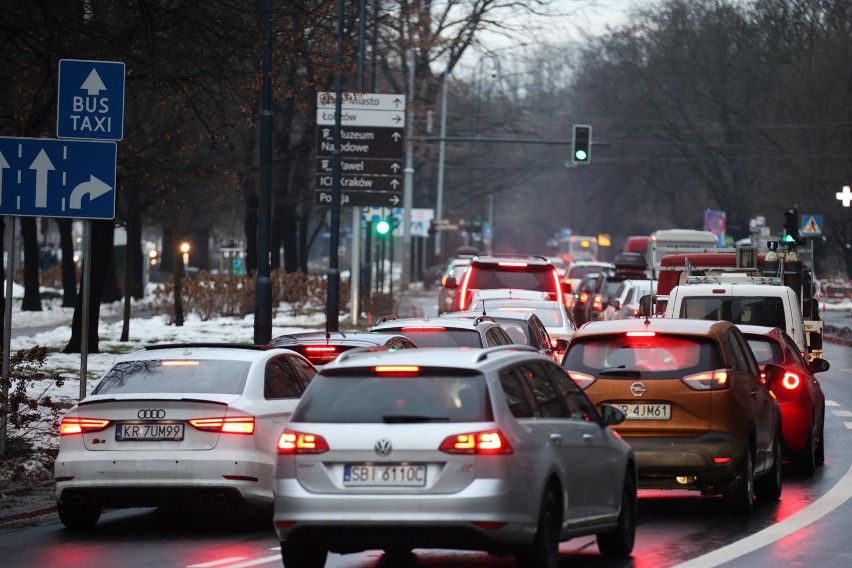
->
[781,372,801,390]
[498,262,528,267]
[681,369,730,391]
[579,292,589,303]
[551,268,564,304]
[439,430,512,454]
[59,417,111,435]
[189,416,255,434]
[373,365,421,377]
[459,270,472,310]
[277,430,330,454]
[402,326,445,332]
[161,360,200,366]
[567,371,596,389]
[592,294,604,311]
[303,345,338,364]
[626,331,656,337]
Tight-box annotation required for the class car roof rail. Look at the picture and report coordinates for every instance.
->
[474,344,539,363]
[143,343,270,351]
[374,314,398,325]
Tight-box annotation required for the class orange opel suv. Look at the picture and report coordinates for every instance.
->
[562,318,784,515]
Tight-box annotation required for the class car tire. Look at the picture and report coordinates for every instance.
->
[57,501,101,530]
[515,487,561,568]
[793,429,817,477]
[724,448,754,516]
[280,540,328,568]
[756,431,783,501]
[596,471,636,557]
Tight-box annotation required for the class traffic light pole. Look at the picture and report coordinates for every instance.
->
[401,49,415,290]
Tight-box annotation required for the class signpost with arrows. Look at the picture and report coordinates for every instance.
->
[315,92,405,207]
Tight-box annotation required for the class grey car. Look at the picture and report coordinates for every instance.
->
[272,346,636,568]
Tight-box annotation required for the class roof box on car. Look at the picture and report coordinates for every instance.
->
[613,252,648,272]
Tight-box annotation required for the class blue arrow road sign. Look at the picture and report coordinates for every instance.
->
[57,59,125,141]
[0,137,116,219]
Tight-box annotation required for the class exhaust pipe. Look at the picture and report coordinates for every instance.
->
[198,493,212,505]
[212,494,227,506]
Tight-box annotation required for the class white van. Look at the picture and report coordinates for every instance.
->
[664,282,807,355]
[648,229,718,272]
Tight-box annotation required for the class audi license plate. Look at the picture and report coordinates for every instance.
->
[343,464,427,487]
[616,403,671,420]
[116,422,184,441]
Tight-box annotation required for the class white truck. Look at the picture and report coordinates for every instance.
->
[662,248,824,362]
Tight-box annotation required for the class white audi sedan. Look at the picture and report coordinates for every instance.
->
[272,346,636,568]
[55,344,316,529]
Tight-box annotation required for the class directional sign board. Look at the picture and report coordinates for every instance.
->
[0,137,116,219]
[57,59,125,141]
[315,92,404,207]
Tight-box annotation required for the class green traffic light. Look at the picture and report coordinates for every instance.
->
[574,149,588,161]
[782,234,796,243]
[376,220,391,235]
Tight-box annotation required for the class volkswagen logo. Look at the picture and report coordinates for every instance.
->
[629,382,647,397]
[374,438,392,457]
[137,409,166,419]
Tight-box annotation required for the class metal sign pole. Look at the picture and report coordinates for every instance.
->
[0,216,17,455]
[80,220,92,400]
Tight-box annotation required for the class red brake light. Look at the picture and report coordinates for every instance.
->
[681,369,729,391]
[579,292,589,303]
[567,371,596,389]
[305,346,337,352]
[59,417,110,435]
[304,345,339,363]
[402,326,445,332]
[551,267,564,304]
[439,430,512,454]
[189,416,255,434]
[277,430,330,454]
[626,331,656,337]
[781,372,801,390]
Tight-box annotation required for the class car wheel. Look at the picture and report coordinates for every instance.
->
[57,501,101,530]
[815,422,825,466]
[515,487,561,568]
[756,431,783,501]
[793,429,817,477]
[724,448,754,516]
[280,540,328,568]
[596,471,636,557]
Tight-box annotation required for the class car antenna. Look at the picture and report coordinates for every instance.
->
[481,300,487,316]
[324,309,331,343]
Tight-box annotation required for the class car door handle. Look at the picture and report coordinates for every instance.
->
[549,433,563,445]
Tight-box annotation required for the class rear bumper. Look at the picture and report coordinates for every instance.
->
[624,432,746,489]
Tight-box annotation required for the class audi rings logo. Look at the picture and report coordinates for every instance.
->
[629,382,647,397]
[374,438,393,457]
[137,409,166,419]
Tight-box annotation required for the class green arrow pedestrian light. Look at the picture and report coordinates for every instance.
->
[376,219,391,235]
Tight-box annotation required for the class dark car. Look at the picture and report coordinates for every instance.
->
[572,273,603,327]
[270,331,417,367]
[369,315,513,348]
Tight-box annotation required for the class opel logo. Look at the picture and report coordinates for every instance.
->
[137,409,166,419]
[629,382,647,397]
[374,438,392,457]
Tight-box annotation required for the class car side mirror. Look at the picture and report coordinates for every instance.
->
[612,299,622,310]
[444,276,457,289]
[598,403,626,426]
[553,338,569,353]
[809,358,830,373]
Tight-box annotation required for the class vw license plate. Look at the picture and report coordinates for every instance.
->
[343,464,427,487]
[116,422,184,441]
[617,403,671,420]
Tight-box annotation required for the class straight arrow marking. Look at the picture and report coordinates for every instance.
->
[29,149,55,208]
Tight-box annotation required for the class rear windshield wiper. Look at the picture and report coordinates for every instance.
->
[383,415,451,423]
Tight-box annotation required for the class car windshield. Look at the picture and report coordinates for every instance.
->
[291,373,491,423]
[93,359,251,395]
[467,263,557,294]
[563,334,723,378]
[745,337,784,365]
[678,296,786,328]
[568,265,605,279]
[378,329,483,347]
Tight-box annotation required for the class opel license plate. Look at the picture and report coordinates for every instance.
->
[617,403,671,420]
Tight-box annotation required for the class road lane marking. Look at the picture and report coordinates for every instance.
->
[190,556,279,568]
[833,410,852,417]
[845,422,852,429]
[672,461,852,568]
[187,559,247,568]
[826,400,840,407]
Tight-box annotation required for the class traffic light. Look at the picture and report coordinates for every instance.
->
[376,218,391,236]
[783,208,799,243]
[572,124,592,163]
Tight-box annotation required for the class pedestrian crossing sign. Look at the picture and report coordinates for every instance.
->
[800,214,823,237]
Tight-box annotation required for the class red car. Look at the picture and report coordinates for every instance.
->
[738,325,829,476]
